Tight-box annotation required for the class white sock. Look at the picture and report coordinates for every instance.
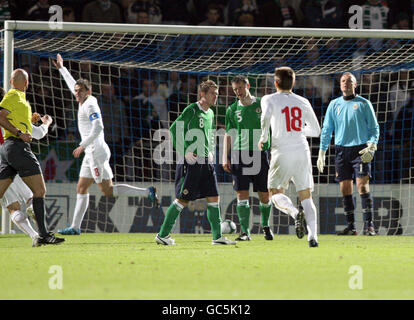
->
[10,210,38,239]
[112,184,149,197]
[271,193,299,219]
[71,194,89,229]
[301,198,318,242]
[173,199,185,211]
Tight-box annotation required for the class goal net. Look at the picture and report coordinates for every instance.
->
[1,22,413,235]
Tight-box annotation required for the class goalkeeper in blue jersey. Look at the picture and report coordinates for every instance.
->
[317,72,380,236]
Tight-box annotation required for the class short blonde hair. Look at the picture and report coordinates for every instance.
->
[199,80,218,94]
[341,72,357,84]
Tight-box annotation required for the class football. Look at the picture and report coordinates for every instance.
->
[221,219,237,234]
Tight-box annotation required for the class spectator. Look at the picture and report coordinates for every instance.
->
[119,0,135,22]
[127,0,162,24]
[391,12,410,29]
[161,0,191,25]
[136,10,150,24]
[258,0,298,27]
[362,0,389,50]
[63,6,76,22]
[352,38,370,80]
[363,0,389,29]
[132,78,168,128]
[302,0,345,28]
[196,5,229,56]
[187,0,227,24]
[26,0,50,21]
[227,0,259,26]
[99,82,128,146]
[387,70,414,142]
[158,71,182,100]
[198,4,224,26]
[82,0,122,23]
[385,70,414,182]
[125,97,163,181]
[132,98,160,141]
[386,0,412,29]
[0,0,11,26]
[168,75,198,123]
[236,11,255,26]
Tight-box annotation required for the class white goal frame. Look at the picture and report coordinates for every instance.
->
[1,20,413,234]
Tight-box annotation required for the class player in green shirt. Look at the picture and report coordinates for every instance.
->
[222,75,273,241]
[156,80,236,245]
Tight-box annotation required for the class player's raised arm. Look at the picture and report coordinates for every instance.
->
[53,54,76,96]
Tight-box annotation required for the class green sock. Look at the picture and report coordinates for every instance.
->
[159,201,182,238]
[237,200,250,235]
[207,203,222,240]
[259,201,272,227]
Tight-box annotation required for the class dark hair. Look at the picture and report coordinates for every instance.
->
[231,75,249,85]
[274,66,295,90]
[75,78,91,92]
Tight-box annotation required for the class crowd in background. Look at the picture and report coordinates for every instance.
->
[1,0,413,185]
[0,0,413,30]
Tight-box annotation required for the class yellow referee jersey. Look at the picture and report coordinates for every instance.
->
[0,88,32,140]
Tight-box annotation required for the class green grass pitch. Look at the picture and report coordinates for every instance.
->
[1,233,414,300]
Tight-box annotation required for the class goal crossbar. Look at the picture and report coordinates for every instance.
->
[5,20,414,38]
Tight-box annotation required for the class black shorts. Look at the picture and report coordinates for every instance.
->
[334,144,371,182]
[230,150,269,193]
[175,159,219,201]
[0,137,42,180]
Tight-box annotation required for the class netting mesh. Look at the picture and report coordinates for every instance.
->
[1,27,413,235]
[10,30,414,74]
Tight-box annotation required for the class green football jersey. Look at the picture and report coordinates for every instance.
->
[170,102,215,157]
[225,97,270,151]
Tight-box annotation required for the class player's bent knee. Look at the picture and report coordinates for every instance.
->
[298,189,311,202]
[269,188,283,195]
[236,190,249,200]
[176,199,189,207]
[258,191,270,203]
[32,188,46,198]
[7,201,21,213]
[101,188,113,197]
[206,196,219,203]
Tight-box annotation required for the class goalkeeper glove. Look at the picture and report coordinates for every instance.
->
[359,142,377,163]
[317,149,326,173]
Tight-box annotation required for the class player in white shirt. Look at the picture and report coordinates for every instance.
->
[53,54,159,236]
[0,111,53,246]
[258,67,321,247]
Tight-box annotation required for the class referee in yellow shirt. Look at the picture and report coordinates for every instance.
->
[0,69,64,246]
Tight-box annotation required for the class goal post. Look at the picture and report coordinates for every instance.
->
[1,21,413,235]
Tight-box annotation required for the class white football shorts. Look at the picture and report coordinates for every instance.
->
[79,152,113,184]
[268,147,314,192]
[1,175,33,208]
